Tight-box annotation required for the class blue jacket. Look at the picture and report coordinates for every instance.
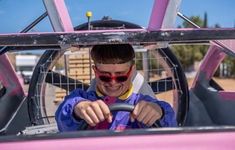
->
[55,87,177,131]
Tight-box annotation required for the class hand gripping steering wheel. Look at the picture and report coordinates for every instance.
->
[78,103,161,130]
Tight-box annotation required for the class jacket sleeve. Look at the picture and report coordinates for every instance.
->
[55,89,96,132]
[139,95,177,127]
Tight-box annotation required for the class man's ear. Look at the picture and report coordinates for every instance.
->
[132,64,136,70]
[130,64,136,76]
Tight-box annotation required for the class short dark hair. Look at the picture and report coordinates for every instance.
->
[91,44,135,64]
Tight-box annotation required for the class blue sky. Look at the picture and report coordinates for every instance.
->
[0,0,234,33]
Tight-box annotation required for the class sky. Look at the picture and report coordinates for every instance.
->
[0,0,235,33]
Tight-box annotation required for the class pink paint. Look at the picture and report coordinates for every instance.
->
[191,45,225,88]
[148,0,169,30]
[200,45,225,80]
[0,131,235,150]
[53,0,74,31]
[0,54,24,92]
[216,40,235,53]
[219,91,235,100]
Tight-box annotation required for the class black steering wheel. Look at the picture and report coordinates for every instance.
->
[78,103,161,130]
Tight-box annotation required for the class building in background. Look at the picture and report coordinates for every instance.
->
[15,55,39,84]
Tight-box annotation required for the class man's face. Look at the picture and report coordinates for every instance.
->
[93,62,134,97]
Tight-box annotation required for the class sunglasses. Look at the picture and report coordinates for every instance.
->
[94,66,133,83]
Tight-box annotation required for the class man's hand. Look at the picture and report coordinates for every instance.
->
[131,101,163,126]
[74,100,112,127]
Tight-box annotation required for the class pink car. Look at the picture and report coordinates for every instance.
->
[1,0,235,149]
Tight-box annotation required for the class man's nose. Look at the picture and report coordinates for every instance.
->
[109,78,117,84]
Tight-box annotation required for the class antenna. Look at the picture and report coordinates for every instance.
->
[86,11,93,82]
[86,11,92,30]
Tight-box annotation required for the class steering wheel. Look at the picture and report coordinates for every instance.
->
[78,103,161,130]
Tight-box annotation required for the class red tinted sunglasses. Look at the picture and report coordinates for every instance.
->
[94,66,133,83]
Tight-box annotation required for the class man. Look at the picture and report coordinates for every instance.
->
[55,44,177,131]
